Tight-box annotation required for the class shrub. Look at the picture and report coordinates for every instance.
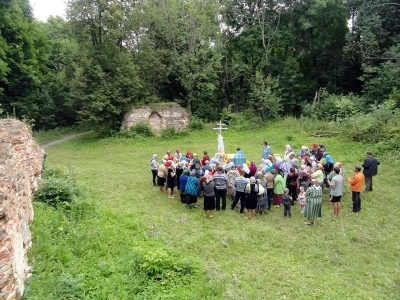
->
[160,127,188,139]
[131,122,154,137]
[35,167,80,207]
[188,116,204,131]
[132,248,199,284]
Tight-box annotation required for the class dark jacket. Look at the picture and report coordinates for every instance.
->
[362,157,380,177]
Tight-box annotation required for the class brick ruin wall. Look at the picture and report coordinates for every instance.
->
[121,104,189,132]
[0,119,43,299]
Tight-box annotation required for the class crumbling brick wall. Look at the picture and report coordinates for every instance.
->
[0,119,43,299]
[121,103,189,132]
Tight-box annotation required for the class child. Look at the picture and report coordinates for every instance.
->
[298,186,306,214]
[282,188,292,218]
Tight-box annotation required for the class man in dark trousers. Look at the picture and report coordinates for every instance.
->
[362,152,380,192]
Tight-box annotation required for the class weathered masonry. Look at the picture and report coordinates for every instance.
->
[0,119,43,299]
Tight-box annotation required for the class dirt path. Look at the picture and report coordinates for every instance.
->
[40,132,90,149]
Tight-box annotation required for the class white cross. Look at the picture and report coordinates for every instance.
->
[213,120,228,135]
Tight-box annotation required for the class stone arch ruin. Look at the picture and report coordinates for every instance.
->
[121,103,189,132]
[0,119,43,299]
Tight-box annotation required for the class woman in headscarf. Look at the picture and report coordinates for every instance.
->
[249,161,257,177]
[284,144,293,158]
[286,167,298,205]
[242,163,251,179]
[264,169,275,210]
[186,149,193,160]
[311,163,324,187]
[157,160,167,192]
[256,172,268,215]
[272,169,285,207]
[304,179,323,225]
[166,161,176,199]
[179,169,189,203]
[244,177,259,220]
[299,164,311,192]
[227,165,240,200]
[185,170,199,208]
[202,174,215,218]
[150,154,158,186]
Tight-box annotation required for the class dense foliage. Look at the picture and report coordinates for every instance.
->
[0,0,399,133]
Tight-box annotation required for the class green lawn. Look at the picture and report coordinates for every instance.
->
[24,120,400,299]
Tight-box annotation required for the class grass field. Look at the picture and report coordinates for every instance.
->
[24,119,400,299]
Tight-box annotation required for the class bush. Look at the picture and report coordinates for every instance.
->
[132,247,199,286]
[35,167,80,207]
[131,122,154,137]
[188,116,204,131]
[160,127,188,139]
[221,106,263,131]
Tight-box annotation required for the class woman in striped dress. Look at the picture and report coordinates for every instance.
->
[304,179,322,225]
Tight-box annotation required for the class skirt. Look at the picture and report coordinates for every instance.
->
[203,195,216,210]
[273,194,283,205]
[157,176,166,187]
[304,199,322,219]
[256,192,268,211]
[245,195,257,210]
[186,194,198,205]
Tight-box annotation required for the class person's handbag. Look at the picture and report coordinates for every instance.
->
[258,184,265,195]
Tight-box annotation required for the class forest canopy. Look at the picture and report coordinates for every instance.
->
[0,0,399,131]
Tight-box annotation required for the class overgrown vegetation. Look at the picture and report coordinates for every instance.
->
[34,167,81,208]
[1,1,399,132]
[26,118,400,299]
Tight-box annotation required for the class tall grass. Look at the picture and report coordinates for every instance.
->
[24,118,400,299]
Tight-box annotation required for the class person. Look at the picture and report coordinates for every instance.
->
[186,149,193,161]
[280,157,291,179]
[282,188,292,218]
[298,165,311,191]
[322,152,334,187]
[175,161,185,191]
[201,151,210,166]
[233,147,246,168]
[213,166,228,210]
[249,161,257,177]
[202,160,211,173]
[179,169,189,203]
[256,172,268,215]
[185,171,199,208]
[362,152,380,192]
[304,179,323,225]
[202,174,215,218]
[150,154,158,186]
[347,166,365,214]
[244,177,258,220]
[157,161,167,192]
[327,167,343,218]
[264,169,274,210]
[174,149,182,162]
[166,150,174,161]
[311,163,324,186]
[261,141,272,159]
[191,153,201,170]
[227,165,240,200]
[272,169,285,207]
[289,153,298,170]
[298,186,306,214]
[166,161,176,199]
[284,144,293,158]
[286,167,298,205]
[231,170,247,213]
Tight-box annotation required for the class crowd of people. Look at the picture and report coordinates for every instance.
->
[150,143,380,223]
